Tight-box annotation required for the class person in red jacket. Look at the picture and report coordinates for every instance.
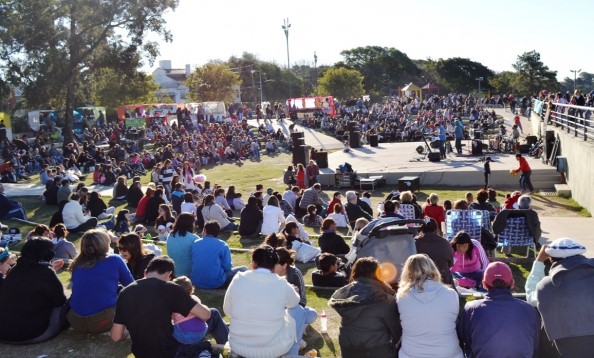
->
[513,154,534,193]
[134,187,154,224]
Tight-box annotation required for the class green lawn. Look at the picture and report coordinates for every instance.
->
[1,150,585,357]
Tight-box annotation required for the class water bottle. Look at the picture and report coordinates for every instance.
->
[320,310,327,333]
[145,233,152,241]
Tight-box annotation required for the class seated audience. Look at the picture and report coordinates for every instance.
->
[414,218,453,286]
[0,238,67,344]
[118,233,155,280]
[238,196,263,238]
[167,213,200,278]
[52,224,77,263]
[318,218,350,255]
[223,245,300,358]
[312,253,348,287]
[329,257,401,357]
[68,229,134,333]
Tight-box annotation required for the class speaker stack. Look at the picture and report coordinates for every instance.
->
[316,151,328,168]
[348,121,361,148]
[369,134,379,147]
[292,144,310,166]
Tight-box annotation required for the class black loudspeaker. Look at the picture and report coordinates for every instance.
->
[369,134,378,147]
[398,176,420,192]
[525,135,538,146]
[472,140,483,155]
[294,138,305,146]
[473,130,483,140]
[348,121,357,130]
[546,130,555,142]
[291,131,304,142]
[316,151,328,168]
[428,152,441,162]
[349,131,361,148]
[292,145,310,166]
[519,144,530,154]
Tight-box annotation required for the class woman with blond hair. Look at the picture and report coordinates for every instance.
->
[67,229,134,334]
[396,254,462,358]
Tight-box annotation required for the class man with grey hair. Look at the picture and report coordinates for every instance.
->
[344,190,372,228]
[493,194,541,253]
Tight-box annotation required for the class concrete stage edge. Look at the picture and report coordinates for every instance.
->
[317,141,559,190]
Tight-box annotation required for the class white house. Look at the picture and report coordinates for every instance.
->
[152,60,191,103]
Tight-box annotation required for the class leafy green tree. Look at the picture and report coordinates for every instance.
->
[85,69,158,114]
[512,50,559,95]
[434,58,494,93]
[338,46,420,96]
[0,0,179,144]
[185,62,242,102]
[316,67,364,100]
[490,71,519,95]
[560,71,594,94]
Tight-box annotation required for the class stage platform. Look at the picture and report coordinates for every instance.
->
[318,141,560,190]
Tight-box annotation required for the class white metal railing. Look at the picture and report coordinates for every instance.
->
[534,100,594,141]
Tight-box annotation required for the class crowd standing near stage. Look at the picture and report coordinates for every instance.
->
[0,95,592,358]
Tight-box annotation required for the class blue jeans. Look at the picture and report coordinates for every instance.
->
[519,171,534,192]
[174,308,228,358]
[224,266,248,287]
[3,207,27,221]
[222,222,238,232]
[287,305,318,355]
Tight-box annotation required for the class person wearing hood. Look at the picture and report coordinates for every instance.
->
[525,238,594,357]
[329,257,402,358]
[454,116,464,154]
[397,254,463,358]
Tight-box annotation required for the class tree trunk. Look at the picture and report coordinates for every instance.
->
[63,2,77,147]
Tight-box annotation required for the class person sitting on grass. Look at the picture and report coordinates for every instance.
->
[62,193,98,233]
[113,176,129,201]
[190,220,247,289]
[238,196,263,238]
[326,203,349,228]
[171,276,210,348]
[302,204,323,226]
[111,256,228,358]
[318,218,350,256]
[117,233,155,280]
[311,252,348,287]
[51,223,77,264]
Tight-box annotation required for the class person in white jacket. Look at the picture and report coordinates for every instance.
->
[224,245,300,358]
[396,254,463,358]
[261,196,285,235]
[62,194,98,233]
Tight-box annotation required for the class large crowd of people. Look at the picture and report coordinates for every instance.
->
[0,96,591,358]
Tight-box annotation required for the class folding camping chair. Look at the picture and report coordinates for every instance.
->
[497,216,536,258]
[445,210,483,242]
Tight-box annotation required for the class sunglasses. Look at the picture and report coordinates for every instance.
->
[117,247,128,252]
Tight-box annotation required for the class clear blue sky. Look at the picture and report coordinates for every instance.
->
[145,0,592,81]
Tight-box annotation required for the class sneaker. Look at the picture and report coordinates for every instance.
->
[98,213,113,220]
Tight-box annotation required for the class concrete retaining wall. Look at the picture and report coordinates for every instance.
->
[531,112,594,214]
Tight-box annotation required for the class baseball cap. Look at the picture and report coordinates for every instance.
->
[483,262,514,288]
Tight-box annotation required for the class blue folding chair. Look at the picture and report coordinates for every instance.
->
[445,210,483,242]
[497,216,535,257]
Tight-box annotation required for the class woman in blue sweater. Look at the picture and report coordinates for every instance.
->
[67,229,133,334]
[166,213,200,277]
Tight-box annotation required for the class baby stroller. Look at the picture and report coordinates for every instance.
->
[348,218,426,284]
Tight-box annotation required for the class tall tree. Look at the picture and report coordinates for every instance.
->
[490,71,519,95]
[84,69,159,115]
[316,67,365,100]
[512,50,559,95]
[0,0,178,144]
[338,46,420,97]
[434,57,494,93]
[185,62,241,102]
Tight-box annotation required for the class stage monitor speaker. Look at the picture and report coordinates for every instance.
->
[525,135,538,147]
[349,131,361,148]
[292,145,310,166]
[291,131,304,142]
[428,152,441,162]
[316,151,328,168]
[398,176,420,192]
[369,134,378,147]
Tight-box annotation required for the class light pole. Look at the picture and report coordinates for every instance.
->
[570,69,582,92]
[282,18,292,98]
[476,77,483,97]
[252,70,263,105]
[250,70,256,105]
[314,51,318,91]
